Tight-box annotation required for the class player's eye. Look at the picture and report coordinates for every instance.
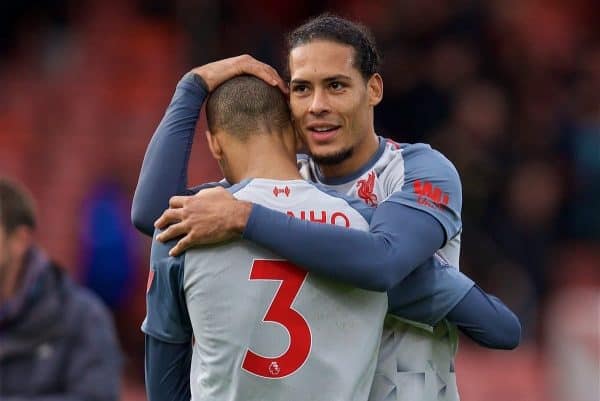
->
[329,81,345,91]
[291,84,309,94]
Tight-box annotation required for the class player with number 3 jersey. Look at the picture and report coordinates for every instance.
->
[145,177,388,401]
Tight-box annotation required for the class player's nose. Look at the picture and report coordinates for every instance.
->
[308,88,331,115]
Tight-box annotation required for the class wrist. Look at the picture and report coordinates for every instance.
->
[179,71,209,96]
[191,72,209,92]
[230,201,252,234]
[185,69,210,92]
[188,68,214,92]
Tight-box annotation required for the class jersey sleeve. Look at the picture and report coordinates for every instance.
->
[244,198,445,292]
[243,146,461,291]
[389,259,521,350]
[447,285,521,349]
[131,72,209,236]
[388,144,462,244]
[141,233,192,344]
[387,256,474,327]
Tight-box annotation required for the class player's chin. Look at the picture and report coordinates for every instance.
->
[309,146,354,166]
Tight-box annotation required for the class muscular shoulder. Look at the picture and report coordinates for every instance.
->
[399,143,460,186]
[382,142,463,243]
[374,141,461,199]
[234,178,373,228]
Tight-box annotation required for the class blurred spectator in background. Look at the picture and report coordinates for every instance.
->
[545,244,600,401]
[562,46,600,240]
[0,178,122,401]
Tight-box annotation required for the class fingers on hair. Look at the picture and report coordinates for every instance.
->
[206,75,291,140]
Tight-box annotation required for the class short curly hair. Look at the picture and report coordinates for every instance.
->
[286,13,381,80]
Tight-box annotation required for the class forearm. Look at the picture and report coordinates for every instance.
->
[387,261,474,326]
[448,285,521,349]
[131,72,208,236]
[385,263,521,349]
[243,202,445,291]
[145,335,192,401]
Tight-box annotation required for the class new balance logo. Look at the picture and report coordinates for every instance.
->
[413,179,449,208]
[273,186,291,197]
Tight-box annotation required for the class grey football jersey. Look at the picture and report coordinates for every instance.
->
[184,179,388,401]
[299,139,464,401]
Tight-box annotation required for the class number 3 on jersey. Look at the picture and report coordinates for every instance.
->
[242,260,312,379]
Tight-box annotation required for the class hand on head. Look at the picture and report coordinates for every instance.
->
[191,55,288,95]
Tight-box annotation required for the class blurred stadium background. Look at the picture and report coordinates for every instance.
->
[0,0,598,400]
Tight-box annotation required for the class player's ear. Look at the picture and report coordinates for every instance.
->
[205,130,223,161]
[367,73,383,107]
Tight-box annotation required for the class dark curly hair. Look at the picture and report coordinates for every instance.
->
[286,13,381,80]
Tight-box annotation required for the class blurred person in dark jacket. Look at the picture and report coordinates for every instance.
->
[0,178,122,401]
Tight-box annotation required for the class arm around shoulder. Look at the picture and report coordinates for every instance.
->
[243,198,445,291]
[131,72,209,236]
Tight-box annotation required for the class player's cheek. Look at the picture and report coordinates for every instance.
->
[296,95,314,116]
[296,123,310,144]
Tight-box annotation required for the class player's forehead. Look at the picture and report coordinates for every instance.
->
[288,40,361,82]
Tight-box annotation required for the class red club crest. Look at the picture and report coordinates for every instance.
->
[356,172,378,206]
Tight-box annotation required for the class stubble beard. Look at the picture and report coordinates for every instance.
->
[310,146,354,166]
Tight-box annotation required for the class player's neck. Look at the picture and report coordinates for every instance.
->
[318,132,380,179]
[243,158,301,182]
[231,137,302,183]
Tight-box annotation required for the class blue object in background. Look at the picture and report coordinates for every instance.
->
[79,180,139,310]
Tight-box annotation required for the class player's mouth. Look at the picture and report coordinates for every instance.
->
[306,123,342,143]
